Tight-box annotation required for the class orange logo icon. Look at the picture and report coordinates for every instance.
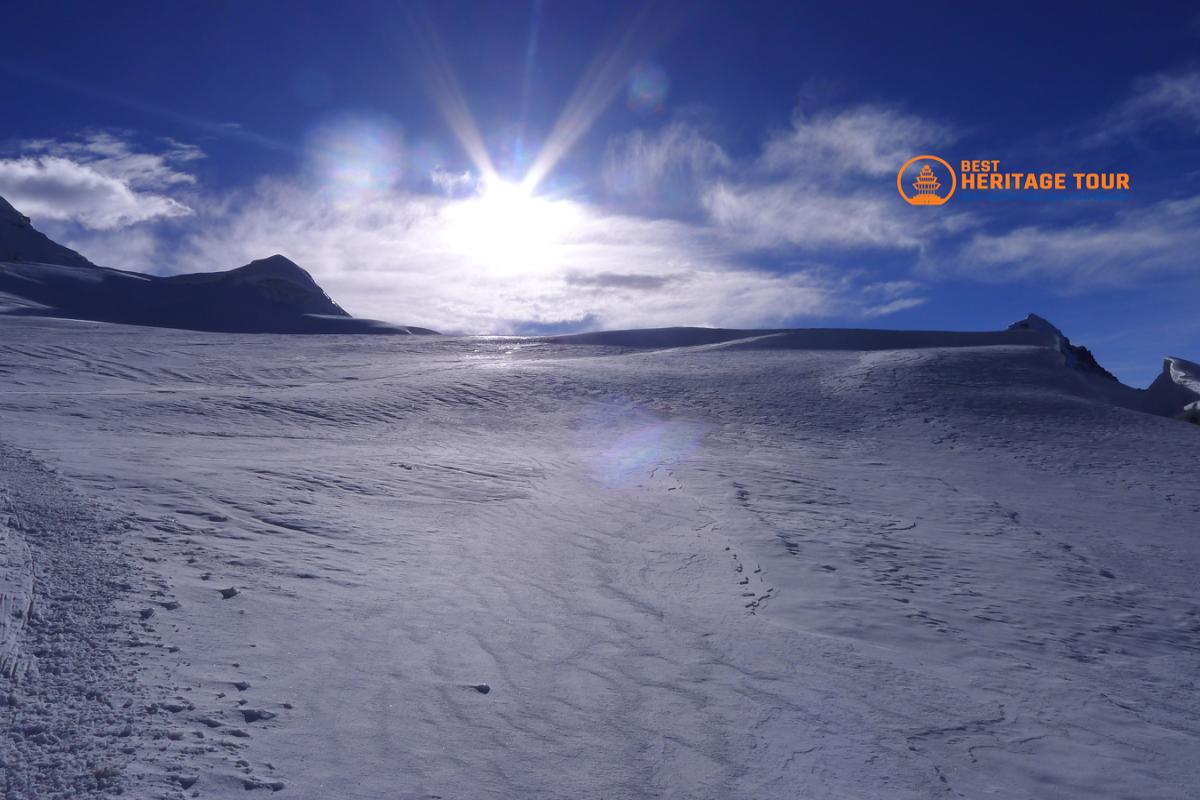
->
[897,155,956,206]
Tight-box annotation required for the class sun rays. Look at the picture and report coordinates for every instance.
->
[406,2,675,196]
[366,4,677,275]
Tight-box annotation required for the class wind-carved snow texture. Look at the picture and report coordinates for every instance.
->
[0,316,1198,798]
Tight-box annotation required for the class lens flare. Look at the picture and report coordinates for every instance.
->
[307,115,404,196]
[627,63,669,113]
[574,400,705,486]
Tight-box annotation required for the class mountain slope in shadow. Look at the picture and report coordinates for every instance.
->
[0,195,436,335]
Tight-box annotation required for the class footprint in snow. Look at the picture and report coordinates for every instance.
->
[241,708,276,723]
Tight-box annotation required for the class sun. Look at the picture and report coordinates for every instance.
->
[449,178,580,274]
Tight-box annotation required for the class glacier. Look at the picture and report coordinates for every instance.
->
[1,313,1198,798]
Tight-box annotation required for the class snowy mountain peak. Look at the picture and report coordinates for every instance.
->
[235,254,316,284]
[1008,313,1063,336]
[159,254,350,319]
[1008,312,1118,382]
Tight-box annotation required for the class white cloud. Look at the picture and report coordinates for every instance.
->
[430,168,475,195]
[603,122,730,209]
[952,195,1200,285]
[700,104,966,254]
[0,132,199,229]
[0,116,937,331]
[165,177,913,333]
[760,105,951,178]
[858,280,928,317]
[24,132,203,187]
[42,223,164,270]
[1094,68,1200,140]
[601,106,965,259]
[862,296,926,317]
[120,104,934,332]
[703,181,925,250]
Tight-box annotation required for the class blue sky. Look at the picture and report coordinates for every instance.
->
[2,1,1199,384]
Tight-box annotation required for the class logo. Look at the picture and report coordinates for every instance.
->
[897,155,956,206]
[898,156,1131,205]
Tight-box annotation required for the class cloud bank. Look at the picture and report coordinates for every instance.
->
[0,132,199,230]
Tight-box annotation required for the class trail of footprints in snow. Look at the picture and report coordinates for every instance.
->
[665,467,775,614]
[136,513,293,794]
[727,547,774,613]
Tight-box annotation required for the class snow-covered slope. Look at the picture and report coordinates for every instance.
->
[0,316,1196,799]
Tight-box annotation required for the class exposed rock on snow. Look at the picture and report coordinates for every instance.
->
[240,708,276,723]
